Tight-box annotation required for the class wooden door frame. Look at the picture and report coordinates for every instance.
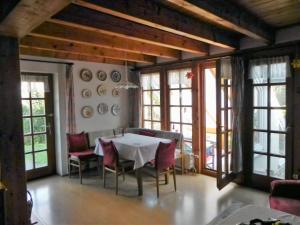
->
[21,72,56,180]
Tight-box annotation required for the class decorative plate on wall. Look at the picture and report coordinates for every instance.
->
[112,88,120,97]
[110,70,121,83]
[97,84,107,96]
[81,106,94,118]
[80,69,93,81]
[111,104,120,116]
[81,89,92,98]
[97,103,108,115]
[97,70,107,81]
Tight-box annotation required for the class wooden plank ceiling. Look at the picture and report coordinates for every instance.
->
[1,0,295,65]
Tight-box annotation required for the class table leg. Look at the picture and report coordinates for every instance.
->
[135,168,143,196]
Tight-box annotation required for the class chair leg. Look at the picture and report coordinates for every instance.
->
[122,167,125,182]
[115,170,119,195]
[79,161,82,184]
[172,166,177,192]
[156,170,160,198]
[68,159,71,178]
[165,169,169,185]
[97,157,100,177]
[103,168,106,188]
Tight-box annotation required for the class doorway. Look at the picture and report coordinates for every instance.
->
[21,73,56,180]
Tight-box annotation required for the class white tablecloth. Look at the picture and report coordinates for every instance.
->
[94,133,171,169]
[207,204,300,225]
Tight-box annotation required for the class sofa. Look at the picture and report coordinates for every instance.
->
[269,179,300,216]
[88,128,185,172]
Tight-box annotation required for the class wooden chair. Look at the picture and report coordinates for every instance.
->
[148,139,178,198]
[113,128,125,137]
[99,138,134,195]
[67,132,100,184]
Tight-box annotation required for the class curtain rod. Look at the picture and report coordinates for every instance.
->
[20,58,74,65]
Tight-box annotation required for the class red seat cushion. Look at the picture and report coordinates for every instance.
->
[69,150,95,159]
[139,130,155,137]
[270,196,300,216]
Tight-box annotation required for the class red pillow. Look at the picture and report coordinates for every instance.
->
[67,132,89,152]
[139,130,155,137]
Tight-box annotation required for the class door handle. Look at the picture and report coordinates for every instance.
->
[46,123,52,135]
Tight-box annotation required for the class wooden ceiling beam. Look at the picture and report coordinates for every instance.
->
[162,0,274,42]
[31,22,180,59]
[0,0,72,38]
[52,4,209,54]
[20,35,156,63]
[72,0,238,49]
[20,46,130,66]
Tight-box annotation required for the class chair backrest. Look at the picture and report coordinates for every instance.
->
[99,138,119,168]
[139,130,155,137]
[67,132,90,153]
[155,139,177,171]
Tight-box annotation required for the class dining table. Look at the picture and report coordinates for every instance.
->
[94,133,172,196]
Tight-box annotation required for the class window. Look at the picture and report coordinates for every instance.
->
[250,58,288,179]
[168,68,192,152]
[141,72,161,129]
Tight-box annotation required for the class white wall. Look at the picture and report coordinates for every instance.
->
[20,56,129,175]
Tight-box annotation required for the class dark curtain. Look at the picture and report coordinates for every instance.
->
[231,57,245,173]
[128,70,141,128]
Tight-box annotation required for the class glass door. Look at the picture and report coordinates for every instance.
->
[21,73,56,180]
[203,65,217,173]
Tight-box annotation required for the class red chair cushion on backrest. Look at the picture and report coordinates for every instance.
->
[67,132,89,153]
[139,130,155,137]
[155,140,177,171]
[99,139,118,168]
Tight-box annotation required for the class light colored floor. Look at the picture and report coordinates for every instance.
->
[28,172,269,225]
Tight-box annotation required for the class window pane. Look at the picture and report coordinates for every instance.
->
[221,87,225,108]
[144,106,151,120]
[228,131,232,152]
[253,131,267,153]
[144,121,151,129]
[180,69,192,88]
[31,82,45,98]
[228,109,232,129]
[25,154,34,170]
[151,74,160,89]
[34,134,47,151]
[253,154,267,176]
[170,107,180,123]
[253,109,268,130]
[21,82,30,98]
[35,151,48,168]
[152,91,160,105]
[252,65,268,84]
[270,63,287,83]
[206,140,216,170]
[24,136,32,153]
[152,106,160,121]
[270,133,285,155]
[253,86,268,107]
[22,100,31,117]
[23,118,32,135]
[270,85,286,107]
[181,107,192,124]
[270,109,286,131]
[170,90,180,105]
[171,123,180,133]
[32,100,45,116]
[33,117,46,133]
[152,122,161,130]
[141,75,151,90]
[168,71,180,89]
[184,142,192,153]
[181,89,192,105]
[228,87,231,107]
[182,124,192,141]
[143,91,151,105]
[270,157,285,179]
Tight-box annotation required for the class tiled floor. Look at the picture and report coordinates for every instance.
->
[28,172,269,225]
